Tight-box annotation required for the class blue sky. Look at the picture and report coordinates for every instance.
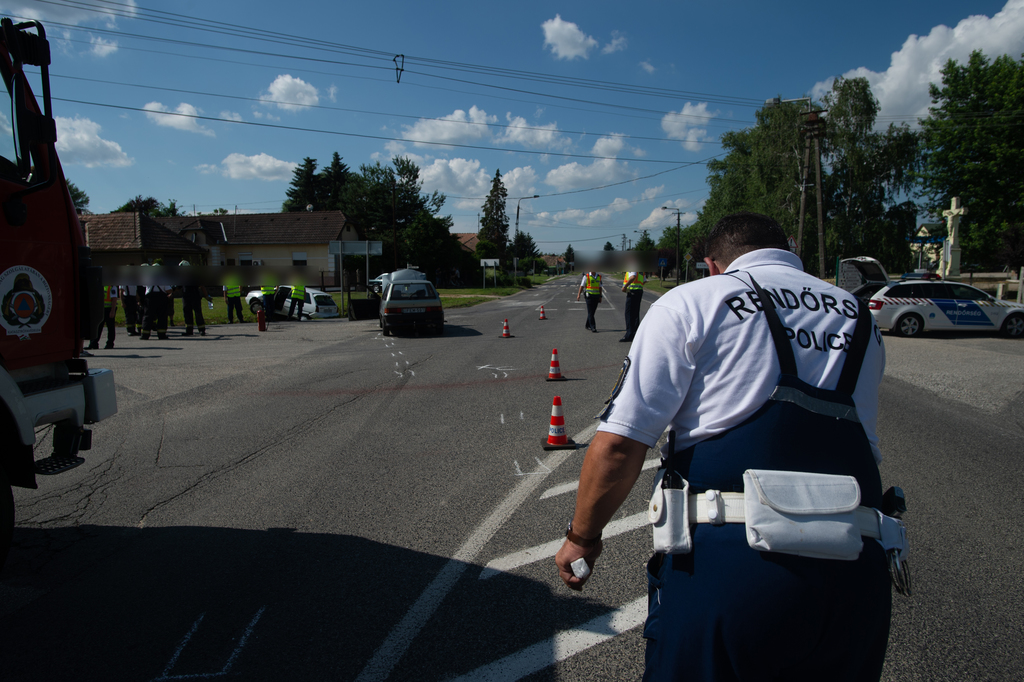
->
[2,0,1022,254]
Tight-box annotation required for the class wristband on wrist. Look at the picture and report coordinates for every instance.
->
[566,520,601,547]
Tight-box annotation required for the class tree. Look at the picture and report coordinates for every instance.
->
[152,199,183,217]
[319,152,350,211]
[821,77,920,271]
[212,208,229,215]
[114,195,161,215]
[283,157,320,212]
[564,244,575,264]
[67,180,89,212]
[997,223,1024,271]
[404,211,462,285]
[478,169,509,258]
[511,230,540,260]
[918,51,1024,267]
[603,241,615,251]
[634,229,656,251]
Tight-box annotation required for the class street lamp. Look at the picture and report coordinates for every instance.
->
[514,195,539,274]
[662,207,683,286]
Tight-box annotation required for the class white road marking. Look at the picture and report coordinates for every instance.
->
[539,458,661,500]
[478,511,648,580]
[500,414,505,425]
[354,425,595,682]
[152,607,266,681]
[447,597,647,682]
[513,457,552,476]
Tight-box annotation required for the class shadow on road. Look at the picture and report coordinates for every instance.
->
[1,524,597,682]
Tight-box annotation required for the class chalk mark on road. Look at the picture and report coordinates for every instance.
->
[513,457,552,477]
[152,606,266,681]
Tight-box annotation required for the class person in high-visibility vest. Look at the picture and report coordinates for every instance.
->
[576,271,602,333]
[620,267,645,343]
[224,274,245,323]
[87,284,118,350]
[287,280,306,321]
[261,284,276,325]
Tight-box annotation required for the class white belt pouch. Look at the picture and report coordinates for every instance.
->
[742,469,864,560]
[648,468,692,554]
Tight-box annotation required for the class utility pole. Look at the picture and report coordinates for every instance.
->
[803,110,827,279]
[796,120,812,260]
[663,207,683,286]
[514,195,538,276]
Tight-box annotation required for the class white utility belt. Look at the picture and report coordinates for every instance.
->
[649,468,909,562]
[687,490,882,539]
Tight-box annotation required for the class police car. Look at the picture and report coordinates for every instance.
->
[868,280,1024,338]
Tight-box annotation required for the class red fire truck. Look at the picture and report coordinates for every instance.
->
[0,18,118,569]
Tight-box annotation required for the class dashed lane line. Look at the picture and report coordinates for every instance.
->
[447,597,647,682]
[354,421,599,682]
[478,511,649,580]
[538,458,661,500]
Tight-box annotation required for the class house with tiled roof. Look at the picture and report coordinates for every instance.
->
[454,232,479,253]
[81,212,207,267]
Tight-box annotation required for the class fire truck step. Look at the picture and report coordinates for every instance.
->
[34,456,85,476]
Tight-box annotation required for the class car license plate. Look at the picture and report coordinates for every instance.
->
[405,307,425,313]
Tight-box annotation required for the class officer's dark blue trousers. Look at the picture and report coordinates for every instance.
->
[643,379,892,682]
[585,294,600,330]
[624,290,643,340]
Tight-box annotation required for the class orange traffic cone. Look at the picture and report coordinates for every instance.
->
[546,348,567,382]
[539,306,547,320]
[542,396,577,450]
[500,318,514,338]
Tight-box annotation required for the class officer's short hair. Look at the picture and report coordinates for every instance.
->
[705,212,789,265]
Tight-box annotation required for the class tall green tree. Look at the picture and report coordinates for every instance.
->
[821,77,920,271]
[511,230,540,260]
[918,51,1024,267]
[114,195,161,215]
[283,157,320,212]
[478,169,509,259]
[319,152,350,211]
[152,199,183,217]
[404,211,462,284]
[564,244,575,265]
[603,241,615,251]
[67,180,89,212]
[634,229,656,251]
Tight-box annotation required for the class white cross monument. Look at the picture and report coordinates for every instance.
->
[940,196,967,279]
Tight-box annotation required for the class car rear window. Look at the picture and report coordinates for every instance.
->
[314,294,335,306]
[883,284,912,298]
[388,283,437,300]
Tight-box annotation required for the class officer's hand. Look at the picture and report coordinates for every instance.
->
[555,538,602,592]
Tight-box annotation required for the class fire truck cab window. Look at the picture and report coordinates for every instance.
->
[0,81,21,180]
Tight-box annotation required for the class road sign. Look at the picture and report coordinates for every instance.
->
[787,235,797,252]
[341,241,383,255]
[684,253,693,262]
[480,259,499,267]
[658,258,668,267]
[695,262,708,270]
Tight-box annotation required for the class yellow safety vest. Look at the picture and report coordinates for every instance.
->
[261,285,275,295]
[291,284,305,299]
[102,285,112,305]
[226,285,241,298]
[624,272,644,291]
[585,273,602,296]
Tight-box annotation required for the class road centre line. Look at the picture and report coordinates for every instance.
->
[354,421,598,682]
[478,511,648,580]
[539,458,661,500]
[447,597,647,682]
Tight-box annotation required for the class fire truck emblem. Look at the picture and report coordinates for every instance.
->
[1,266,52,339]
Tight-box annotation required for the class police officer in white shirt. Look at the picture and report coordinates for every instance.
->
[555,212,891,681]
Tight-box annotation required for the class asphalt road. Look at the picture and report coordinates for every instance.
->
[2,276,1023,681]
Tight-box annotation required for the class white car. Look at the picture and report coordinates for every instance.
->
[868,280,1024,338]
[245,286,339,319]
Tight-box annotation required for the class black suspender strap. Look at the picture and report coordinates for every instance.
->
[748,276,798,378]
[835,298,873,396]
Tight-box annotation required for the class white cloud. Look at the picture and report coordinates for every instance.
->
[639,60,655,74]
[327,85,338,103]
[403,106,496,147]
[642,185,664,201]
[497,113,568,149]
[196,153,297,181]
[603,31,627,54]
[89,36,117,57]
[552,197,632,227]
[638,206,698,231]
[662,102,719,152]
[542,15,598,60]
[261,75,319,112]
[545,158,633,191]
[143,102,215,137]
[419,158,492,210]
[592,134,626,157]
[220,111,243,122]
[2,1,136,24]
[811,0,1024,125]
[55,116,132,168]
[502,166,539,199]
[251,109,280,122]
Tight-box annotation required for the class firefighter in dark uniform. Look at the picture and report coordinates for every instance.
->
[140,263,171,341]
[178,260,212,336]
[120,283,140,336]
[556,213,894,681]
